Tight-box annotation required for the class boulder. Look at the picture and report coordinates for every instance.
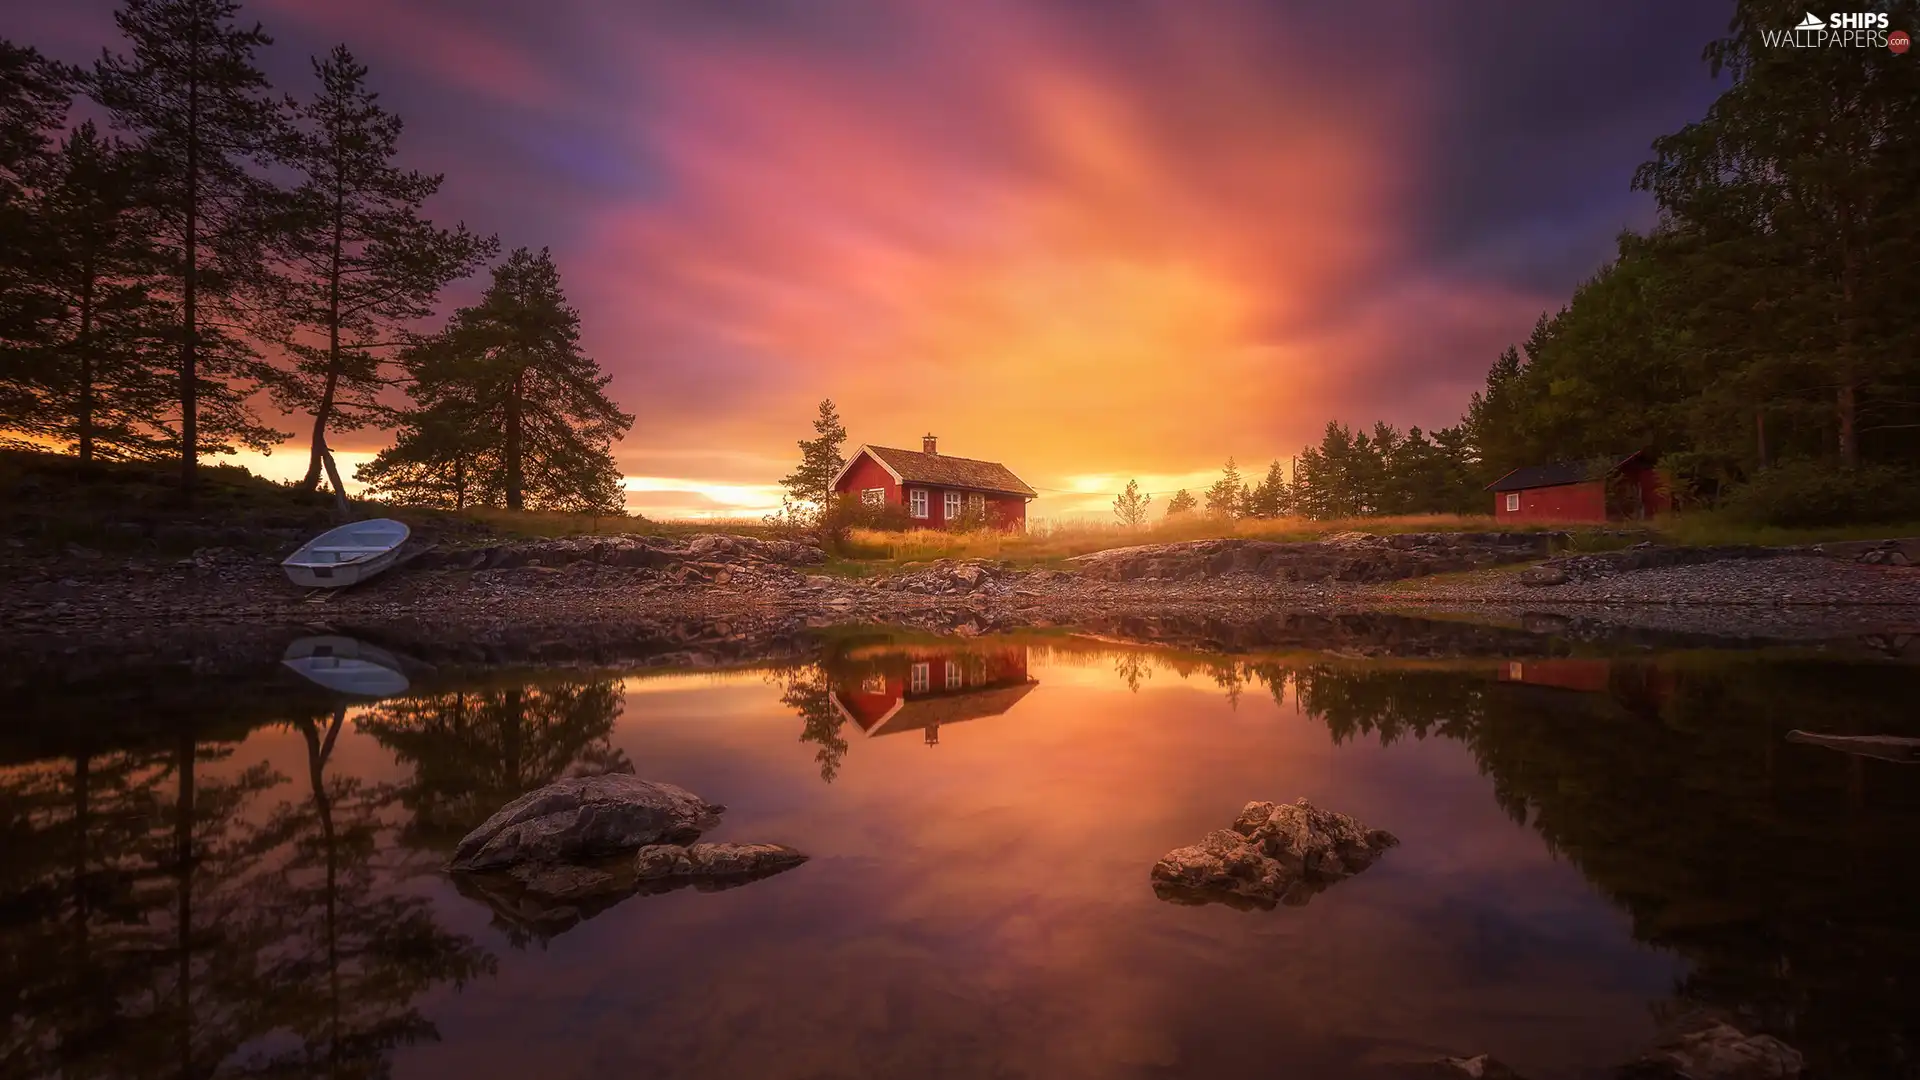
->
[1617,1012,1803,1080]
[447,774,723,872]
[634,842,809,881]
[1151,798,1397,909]
[1422,1056,1530,1079]
[1518,566,1570,588]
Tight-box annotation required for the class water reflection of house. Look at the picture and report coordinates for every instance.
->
[1497,659,1613,693]
[827,645,1037,745]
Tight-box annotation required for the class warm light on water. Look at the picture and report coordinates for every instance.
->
[5,636,1918,1078]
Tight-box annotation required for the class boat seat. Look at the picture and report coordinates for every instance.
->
[305,545,385,553]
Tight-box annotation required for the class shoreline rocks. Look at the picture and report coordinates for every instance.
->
[1151,798,1398,909]
[1069,532,1560,584]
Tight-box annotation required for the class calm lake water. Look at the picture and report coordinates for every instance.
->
[5,631,1919,1079]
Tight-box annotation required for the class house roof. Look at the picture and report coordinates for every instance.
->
[838,444,1038,498]
[1485,451,1650,492]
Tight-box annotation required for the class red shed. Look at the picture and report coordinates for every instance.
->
[1487,451,1669,524]
[831,435,1035,531]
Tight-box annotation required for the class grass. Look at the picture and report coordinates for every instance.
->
[839,513,1579,568]
[1649,512,1920,548]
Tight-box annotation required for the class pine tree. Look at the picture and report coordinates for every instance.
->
[1112,478,1152,528]
[264,45,494,494]
[0,41,76,415]
[93,0,286,497]
[779,398,847,514]
[1164,488,1196,518]
[1245,459,1289,518]
[1204,458,1243,519]
[364,247,631,512]
[4,123,172,461]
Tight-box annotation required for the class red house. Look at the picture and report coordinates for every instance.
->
[1487,451,1669,524]
[831,435,1036,530]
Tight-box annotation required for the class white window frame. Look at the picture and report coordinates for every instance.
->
[861,488,885,508]
[910,662,930,693]
[944,491,962,520]
[1505,492,1520,512]
[909,488,928,518]
[945,663,963,690]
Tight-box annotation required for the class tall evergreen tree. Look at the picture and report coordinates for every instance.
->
[4,123,172,461]
[1245,459,1289,518]
[363,247,631,512]
[93,0,286,497]
[0,41,76,412]
[1204,457,1243,519]
[264,45,494,494]
[778,398,847,513]
[1164,488,1196,518]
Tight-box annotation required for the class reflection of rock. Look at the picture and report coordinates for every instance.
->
[447,775,723,872]
[1151,798,1397,910]
[453,842,809,944]
[1618,1011,1804,1079]
[1420,1055,1530,1079]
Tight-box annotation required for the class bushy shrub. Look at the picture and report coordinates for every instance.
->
[1718,461,1920,527]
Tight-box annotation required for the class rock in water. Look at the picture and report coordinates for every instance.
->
[1618,1011,1804,1079]
[634,842,810,882]
[1151,798,1397,909]
[447,774,723,872]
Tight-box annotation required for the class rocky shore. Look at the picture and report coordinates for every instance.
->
[5,530,1919,656]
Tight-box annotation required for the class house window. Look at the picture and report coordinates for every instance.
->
[944,491,962,520]
[909,489,928,518]
[860,672,887,695]
[1505,492,1520,512]
[968,492,984,515]
[861,488,884,507]
[945,663,964,690]
[910,663,930,693]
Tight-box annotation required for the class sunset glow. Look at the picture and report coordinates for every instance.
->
[15,0,1728,519]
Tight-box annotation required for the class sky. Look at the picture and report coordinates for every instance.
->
[6,0,1731,519]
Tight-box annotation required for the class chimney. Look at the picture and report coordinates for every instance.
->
[922,433,938,455]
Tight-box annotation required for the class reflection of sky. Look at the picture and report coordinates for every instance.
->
[244,652,1672,1080]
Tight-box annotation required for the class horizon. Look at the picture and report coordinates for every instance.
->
[9,0,1731,519]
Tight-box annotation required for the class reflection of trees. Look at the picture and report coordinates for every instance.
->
[0,717,285,1078]
[235,708,496,1078]
[773,665,847,784]
[358,680,630,850]
[1274,657,1920,1079]
[1,686,498,1079]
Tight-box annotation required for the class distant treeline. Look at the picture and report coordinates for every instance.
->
[1160,1,1920,527]
[0,0,631,512]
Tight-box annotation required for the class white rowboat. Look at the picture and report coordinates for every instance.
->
[281,635,411,697]
[282,518,411,588]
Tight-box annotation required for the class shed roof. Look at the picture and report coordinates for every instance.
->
[841,444,1038,498]
[1485,451,1650,492]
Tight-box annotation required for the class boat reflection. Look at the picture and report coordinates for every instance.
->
[281,634,412,698]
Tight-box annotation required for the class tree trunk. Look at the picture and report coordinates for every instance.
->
[300,126,350,496]
[77,260,95,465]
[504,370,525,511]
[1836,203,1860,468]
[179,23,201,503]
[174,725,196,1076]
